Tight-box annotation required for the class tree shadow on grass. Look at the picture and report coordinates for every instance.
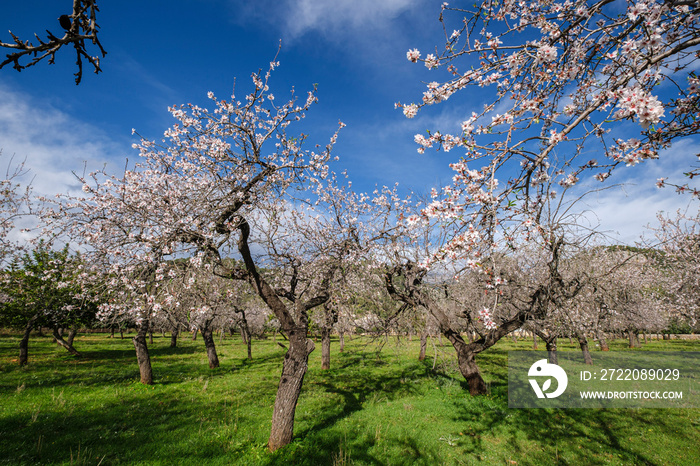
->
[443,395,695,465]
[258,350,440,465]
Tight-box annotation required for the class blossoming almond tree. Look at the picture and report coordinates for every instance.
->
[0,155,32,267]
[47,59,361,450]
[651,208,700,330]
[397,0,700,271]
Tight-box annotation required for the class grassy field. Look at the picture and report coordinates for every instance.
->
[0,332,698,465]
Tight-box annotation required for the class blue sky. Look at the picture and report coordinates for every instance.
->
[1,0,697,245]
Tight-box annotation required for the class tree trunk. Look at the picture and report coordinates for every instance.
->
[596,328,609,351]
[191,328,198,340]
[239,320,252,360]
[455,344,487,395]
[110,327,114,338]
[320,326,331,370]
[170,326,179,348]
[120,329,124,339]
[663,333,670,340]
[133,322,154,385]
[443,330,488,395]
[628,330,640,348]
[418,330,428,361]
[339,331,345,352]
[532,332,538,350]
[578,334,593,365]
[268,332,315,451]
[546,338,558,365]
[202,328,220,369]
[66,329,77,346]
[241,313,253,360]
[19,318,36,366]
[643,332,648,344]
[52,328,81,357]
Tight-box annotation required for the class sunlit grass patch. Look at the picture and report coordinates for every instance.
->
[0,332,698,465]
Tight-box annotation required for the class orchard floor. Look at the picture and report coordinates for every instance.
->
[0,332,698,465]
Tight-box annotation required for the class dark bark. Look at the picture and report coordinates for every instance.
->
[66,329,77,346]
[418,330,428,361]
[578,334,593,365]
[443,330,488,395]
[110,327,114,338]
[532,332,538,350]
[149,331,154,345]
[170,326,179,348]
[191,328,198,340]
[268,332,315,451]
[133,321,153,385]
[232,217,334,451]
[202,328,220,368]
[52,328,81,357]
[19,316,38,366]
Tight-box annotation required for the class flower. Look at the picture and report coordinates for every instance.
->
[406,48,421,62]
[536,44,558,63]
[403,104,419,118]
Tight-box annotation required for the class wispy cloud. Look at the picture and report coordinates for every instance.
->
[228,0,421,40]
[571,138,699,245]
[0,85,128,198]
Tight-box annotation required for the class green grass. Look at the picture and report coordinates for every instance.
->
[0,332,698,465]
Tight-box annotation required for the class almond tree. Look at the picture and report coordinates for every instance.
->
[399,1,700,214]
[47,60,362,450]
[0,155,31,267]
[386,1,699,385]
[0,242,96,365]
[393,0,700,326]
[652,208,700,331]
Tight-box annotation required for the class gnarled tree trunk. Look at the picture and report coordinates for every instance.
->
[66,329,77,346]
[170,326,179,348]
[133,321,153,385]
[268,330,315,451]
[202,328,220,368]
[53,328,81,357]
[445,330,488,395]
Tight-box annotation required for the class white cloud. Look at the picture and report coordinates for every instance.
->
[227,0,426,43]
[0,85,127,199]
[282,0,416,38]
[572,138,700,245]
